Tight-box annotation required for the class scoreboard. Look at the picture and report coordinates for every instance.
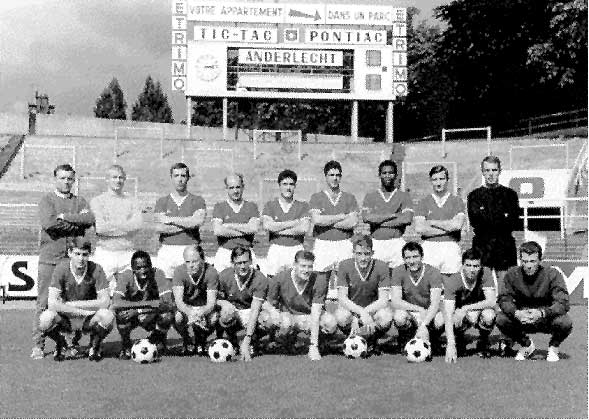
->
[172,0,408,101]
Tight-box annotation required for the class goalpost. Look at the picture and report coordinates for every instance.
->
[114,126,165,160]
[441,126,492,158]
[252,129,302,160]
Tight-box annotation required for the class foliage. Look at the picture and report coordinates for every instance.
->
[94,78,127,119]
[131,76,174,123]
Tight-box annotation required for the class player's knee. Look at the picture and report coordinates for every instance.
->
[95,308,115,329]
[320,312,337,335]
[256,310,274,331]
[465,310,480,326]
[219,307,238,328]
[478,309,496,330]
[156,311,174,330]
[174,310,187,326]
[334,307,352,327]
[374,308,393,330]
[39,310,58,332]
[393,310,411,329]
[551,314,573,334]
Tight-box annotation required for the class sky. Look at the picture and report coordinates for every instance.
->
[0,0,448,122]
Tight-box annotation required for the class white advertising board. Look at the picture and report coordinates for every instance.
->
[238,48,343,66]
[184,1,406,26]
[195,26,278,43]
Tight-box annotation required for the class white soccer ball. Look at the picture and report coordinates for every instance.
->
[404,338,432,363]
[131,338,158,364]
[343,335,368,359]
[208,339,235,363]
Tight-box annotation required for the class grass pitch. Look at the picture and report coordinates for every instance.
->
[1,305,587,418]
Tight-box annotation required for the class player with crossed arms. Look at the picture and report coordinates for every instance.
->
[309,160,359,294]
[265,250,338,361]
[90,165,144,295]
[261,169,310,277]
[154,163,206,280]
[362,160,413,269]
[39,238,114,362]
[216,246,271,361]
[112,250,175,359]
[212,173,260,272]
[414,165,466,277]
[335,234,393,355]
[172,245,219,355]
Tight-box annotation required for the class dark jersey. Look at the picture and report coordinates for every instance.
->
[172,263,219,306]
[443,268,494,308]
[218,268,269,310]
[267,270,328,315]
[336,258,392,307]
[49,261,108,302]
[391,263,443,309]
[115,268,172,303]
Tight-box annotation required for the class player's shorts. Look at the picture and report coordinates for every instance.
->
[92,247,134,294]
[312,238,353,272]
[156,244,187,278]
[116,308,160,330]
[260,243,304,276]
[395,309,444,330]
[372,238,405,268]
[422,240,461,274]
[213,247,258,272]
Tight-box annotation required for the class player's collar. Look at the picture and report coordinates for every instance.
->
[378,188,397,203]
[234,269,254,292]
[54,189,72,199]
[188,264,206,286]
[290,269,309,295]
[323,190,342,207]
[431,192,450,208]
[134,273,151,292]
[170,192,188,207]
[69,262,87,285]
[407,265,425,287]
[460,270,477,291]
[278,197,294,214]
[226,198,244,213]
[354,259,374,282]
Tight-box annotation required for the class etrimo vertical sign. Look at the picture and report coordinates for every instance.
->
[171,0,407,100]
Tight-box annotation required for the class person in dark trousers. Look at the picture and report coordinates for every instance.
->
[467,156,521,285]
[32,164,95,360]
[496,241,572,362]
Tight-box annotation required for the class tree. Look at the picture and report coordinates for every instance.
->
[527,0,588,103]
[131,76,174,123]
[94,78,127,119]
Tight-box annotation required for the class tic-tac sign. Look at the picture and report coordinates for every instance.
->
[171,0,408,100]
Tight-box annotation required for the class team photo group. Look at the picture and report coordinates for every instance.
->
[31,155,573,365]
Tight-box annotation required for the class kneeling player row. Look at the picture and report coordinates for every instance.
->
[38,236,573,363]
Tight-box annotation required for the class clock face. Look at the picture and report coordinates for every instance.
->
[195,54,221,81]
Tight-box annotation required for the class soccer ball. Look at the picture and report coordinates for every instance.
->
[131,339,158,364]
[404,338,432,363]
[343,335,368,359]
[208,339,235,363]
